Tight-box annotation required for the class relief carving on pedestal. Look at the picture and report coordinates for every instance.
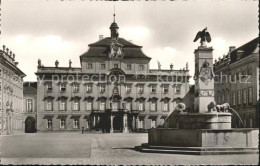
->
[195,89,214,97]
[199,60,214,85]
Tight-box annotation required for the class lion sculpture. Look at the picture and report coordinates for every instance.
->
[208,102,230,113]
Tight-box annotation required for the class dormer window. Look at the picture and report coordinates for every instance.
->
[114,64,119,68]
[126,64,131,70]
[139,65,144,71]
[87,63,93,69]
[101,64,106,70]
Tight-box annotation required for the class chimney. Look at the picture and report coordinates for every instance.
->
[15,62,19,66]
[229,46,236,53]
[3,45,6,52]
[99,35,103,40]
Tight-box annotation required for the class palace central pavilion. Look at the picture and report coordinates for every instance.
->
[36,17,191,133]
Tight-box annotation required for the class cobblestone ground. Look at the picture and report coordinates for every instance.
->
[0,133,258,165]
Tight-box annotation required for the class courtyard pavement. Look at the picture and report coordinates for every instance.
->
[0,132,259,165]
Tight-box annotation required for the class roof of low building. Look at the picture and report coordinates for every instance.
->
[230,37,259,63]
[23,82,37,94]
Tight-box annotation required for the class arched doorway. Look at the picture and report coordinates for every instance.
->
[25,117,36,133]
[113,115,123,132]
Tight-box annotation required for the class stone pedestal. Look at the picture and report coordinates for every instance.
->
[194,46,214,113]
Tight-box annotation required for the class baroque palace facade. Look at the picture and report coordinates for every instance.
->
[214,37,259,128]
[0,45,25,135]
[36,19,190,132]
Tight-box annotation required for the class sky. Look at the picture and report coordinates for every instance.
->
[1,0,258,84]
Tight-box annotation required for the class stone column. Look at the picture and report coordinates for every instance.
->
[123,114,129,133]
[110,115,114,133]
[194,46,215,113]
[93,115,96,127]
[132,115,136,132]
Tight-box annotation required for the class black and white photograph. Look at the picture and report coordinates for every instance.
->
[0,0,259,165]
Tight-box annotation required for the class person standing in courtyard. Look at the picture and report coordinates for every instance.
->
[81,127,84,134]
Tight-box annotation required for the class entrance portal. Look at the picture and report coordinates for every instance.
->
[113,115,123,132]
[25,117,36,133]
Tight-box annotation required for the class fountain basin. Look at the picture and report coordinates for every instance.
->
[136,128,259,155]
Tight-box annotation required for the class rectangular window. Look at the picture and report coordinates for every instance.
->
[60,84,66,92]
[46,101,53,111]
[139,102,144,111]
[247,67,252,75]
[87,63,93,69]
[112,102,119,110]
[73,119,80,129]
[126,64,131,70]
[126,102,131,111]
[163,85,169,94]
[243,89,247,104]
[60,100,66,111]
[232,92,236,106]
[151,119,156,128]
[73,84,79,93]
[100,85,106,93]
[86,84,92,93]
[86,102,92,111]
[100,102,105,111]
[139,65,144,71]
[26,99,33,112]
[60,119,65,129]
[138,85,144,94]
[47,84,53,91]
[47,119,52,129]
[139,119,144,129]
[73,100,80,111]
[248,87,253,104]
[101,64,106,70]
[151,85,156,94]
[163,102,169,111]
[238,90,241,105]
[114,64,119,68]
[151,102,157,111]
[125,85,131,93]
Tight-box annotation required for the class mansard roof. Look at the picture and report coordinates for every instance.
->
[80,37,151,60]
[230,37,259,63]
[88,37,141,48]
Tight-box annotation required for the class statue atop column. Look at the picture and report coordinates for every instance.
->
[193,27,211,47]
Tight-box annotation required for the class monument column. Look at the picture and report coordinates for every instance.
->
[194,46,215,113]
[132,115,136,131]
[93,115,96,127]
[123,113,129,133]
[110,115,114,133]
